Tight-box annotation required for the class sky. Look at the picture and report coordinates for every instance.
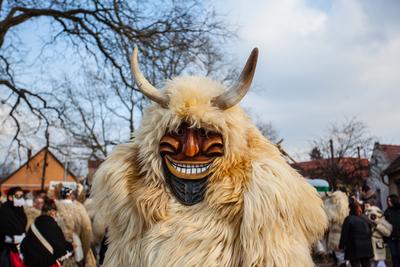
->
[215,0,400,159]
[1,0,400,166]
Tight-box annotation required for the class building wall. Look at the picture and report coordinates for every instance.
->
[0,150,76,193]
[368,149,391,209]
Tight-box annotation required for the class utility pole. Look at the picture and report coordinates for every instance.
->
[329,139,334,160]
[329,139,335,188]
[41,129,50,190]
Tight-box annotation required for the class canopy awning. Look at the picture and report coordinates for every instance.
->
[306,178,330,192]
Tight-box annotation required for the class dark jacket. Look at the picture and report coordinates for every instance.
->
[20,215,73,267]
[339,214,373,260]
[384,206,400,238]
[0,201,27,252]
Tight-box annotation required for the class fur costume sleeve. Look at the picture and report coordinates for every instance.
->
[239,128,328,266]
[91,143,167,265]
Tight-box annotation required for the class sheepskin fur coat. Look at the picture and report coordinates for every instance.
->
[56,199,95,267]
[323,190,349,252]
[92,76,328,266]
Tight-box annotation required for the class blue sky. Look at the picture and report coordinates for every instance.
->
[1,0,399,163]
[215,0,400,159]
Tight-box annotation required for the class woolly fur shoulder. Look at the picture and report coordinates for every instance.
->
[324,191,349,225]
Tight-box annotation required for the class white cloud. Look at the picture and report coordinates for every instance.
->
[218,0,400,160]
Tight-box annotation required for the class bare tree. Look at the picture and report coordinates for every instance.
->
[311,118,374,159]
[0,0,233,167]
[52,71,121,160]
[256,121,279,143]
[304,118,374,189]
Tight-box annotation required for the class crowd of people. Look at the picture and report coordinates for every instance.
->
[0,185,106,267]
[322,189,400,267]
[3,182,400,267]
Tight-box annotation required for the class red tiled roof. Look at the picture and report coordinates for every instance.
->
[378,144,400,162]
[292,157,369,179]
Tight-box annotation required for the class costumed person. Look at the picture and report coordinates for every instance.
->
[365,205,392,267]
[91,47,328,266]
[384,194,400,267]
[339,199,373,267]
[0,186,27,267]
[20,198,73,267]
[323,190,349,266]
[56,186,95,267]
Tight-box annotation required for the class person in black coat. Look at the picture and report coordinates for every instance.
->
[384,194,400,267]
[20,198,73,267]
[339,198,373,267]
[0,186,27,267]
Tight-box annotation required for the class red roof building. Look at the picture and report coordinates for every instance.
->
[375,144,400,163]
[0,148,77,194]
[292,157,369,189]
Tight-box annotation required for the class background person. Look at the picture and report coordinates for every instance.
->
[339,199,373,267]
[0,186,27,267]
[20,198,73,267]
[56,185,95,267]
[384,194,400,267]
[365,205,392,267]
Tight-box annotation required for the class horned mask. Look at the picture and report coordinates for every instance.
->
[131,47,258,205]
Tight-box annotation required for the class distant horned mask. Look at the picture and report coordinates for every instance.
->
[131,47,259,205]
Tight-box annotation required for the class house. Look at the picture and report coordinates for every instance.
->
[384,156,400,196]
[292,157,369,191]
[367,143,400,209]
[0,148,77,195]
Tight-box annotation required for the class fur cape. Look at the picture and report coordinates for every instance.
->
[323,191,349,252]
[92,76,328,266]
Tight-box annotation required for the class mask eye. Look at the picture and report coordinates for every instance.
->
[198,128,207,137]
[175,128,184,136]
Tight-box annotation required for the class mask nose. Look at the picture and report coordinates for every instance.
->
[183,129,199,157]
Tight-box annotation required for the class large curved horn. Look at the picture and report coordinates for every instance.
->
[211,48,258,110]
[131,47,169,108]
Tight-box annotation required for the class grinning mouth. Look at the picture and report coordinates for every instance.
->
[164,155,213,179]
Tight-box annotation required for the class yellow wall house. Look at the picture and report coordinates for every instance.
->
[0,148,77,194]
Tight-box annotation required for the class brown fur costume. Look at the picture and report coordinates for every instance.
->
[323,191,349,252]
[92,51,328,266]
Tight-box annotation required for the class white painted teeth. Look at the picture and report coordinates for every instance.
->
[170,162,211,174]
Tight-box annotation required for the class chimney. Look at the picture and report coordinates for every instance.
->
[27,149,32,160]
